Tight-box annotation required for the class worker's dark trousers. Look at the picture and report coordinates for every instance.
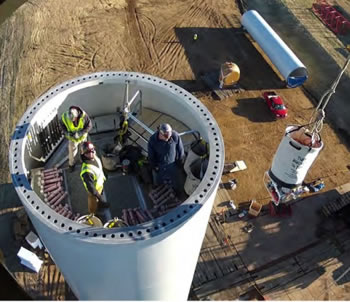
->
[153,162,180,193]
[96,207,112,223]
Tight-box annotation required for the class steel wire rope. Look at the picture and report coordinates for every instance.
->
[309,53,350,135]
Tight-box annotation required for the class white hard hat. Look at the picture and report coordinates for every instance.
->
[159,123,172,134]
[69,106,80,119]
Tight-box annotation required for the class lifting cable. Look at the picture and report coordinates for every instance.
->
[263,51,350,204]
[308,53,350,135]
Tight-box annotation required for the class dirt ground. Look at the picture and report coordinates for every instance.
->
[0,0,350,207]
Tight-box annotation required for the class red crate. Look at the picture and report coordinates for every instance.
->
[312,0,350,35]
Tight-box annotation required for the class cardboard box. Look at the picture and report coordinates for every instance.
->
[249,200,262,217]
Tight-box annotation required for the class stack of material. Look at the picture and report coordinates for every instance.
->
[321,191,350,217]
[39,167,78,220]
[148,184,181,216]
[121,208,153,226]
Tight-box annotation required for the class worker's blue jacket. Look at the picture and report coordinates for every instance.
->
[148,130,184,168]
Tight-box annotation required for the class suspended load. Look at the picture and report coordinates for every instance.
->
[219,62,240,88]
[264,53,350,204]
[270,126,322,186]
[264,126,323,204]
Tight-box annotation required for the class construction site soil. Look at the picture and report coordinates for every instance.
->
[1,0,349,202]
[0,0,350,299]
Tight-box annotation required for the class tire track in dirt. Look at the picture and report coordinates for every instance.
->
[75,10,126,70]
[125,0,157,70]
[155,0,231,77]
[28,2,112,84]
[156,2,205,77]
[0,12,27,182]
[135,13,159,64]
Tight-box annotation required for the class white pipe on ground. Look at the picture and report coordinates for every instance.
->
[241,10,308,88]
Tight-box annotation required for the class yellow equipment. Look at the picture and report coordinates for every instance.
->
[219,62,240,88]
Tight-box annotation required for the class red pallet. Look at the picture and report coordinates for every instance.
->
[312,0,350,35]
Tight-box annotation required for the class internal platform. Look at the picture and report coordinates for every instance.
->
[31,107,198,225]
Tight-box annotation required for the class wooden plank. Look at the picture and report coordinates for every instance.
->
[262,270,321,300]
[330,283,350,300]
[201,71,227,100]
[336,183,350,195]
[209,246,237,275]
[196,223,220,287]
[293,239,338,268]
[194,269,251,299]
[199,254,218,282]
[192,258,210,287]
[200,249,224,279]
[208,218,227,248]
[12,253,66,300]
[201,72,242,100]
[283,284,314,301]
[305,273,338,300]
[263,286,291,301]
[208,211,247,272]
[203,220,221,247]
[254,259,304,294]
[209,286,240,300]
[203,218,236,275]
[335,229,350,251]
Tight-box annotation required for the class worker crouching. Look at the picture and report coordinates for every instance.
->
[80,141,111,223]
[60,106,92,172]
[148,123,184,193]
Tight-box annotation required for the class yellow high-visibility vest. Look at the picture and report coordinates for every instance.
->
[61,111,88,143]
[80,156,106,194]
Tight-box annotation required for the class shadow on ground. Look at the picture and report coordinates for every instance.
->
[241,0,350,153]
[232,97,276,122]
[191,189,350,299]
[174,27,284,91]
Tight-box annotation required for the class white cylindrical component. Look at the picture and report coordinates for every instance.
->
[184,139,208,175]
[241,10,307,88]
[184,149,200,175]
[9,72,225,300]
[270,126,323,187]
[184,171,201,196]
[23,191,215,300]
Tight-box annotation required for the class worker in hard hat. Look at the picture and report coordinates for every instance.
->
[80,141,111,222]
[147,123,185,191]
[60,106,92,172]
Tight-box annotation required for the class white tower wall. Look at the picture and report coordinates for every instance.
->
[9,72,225,300]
